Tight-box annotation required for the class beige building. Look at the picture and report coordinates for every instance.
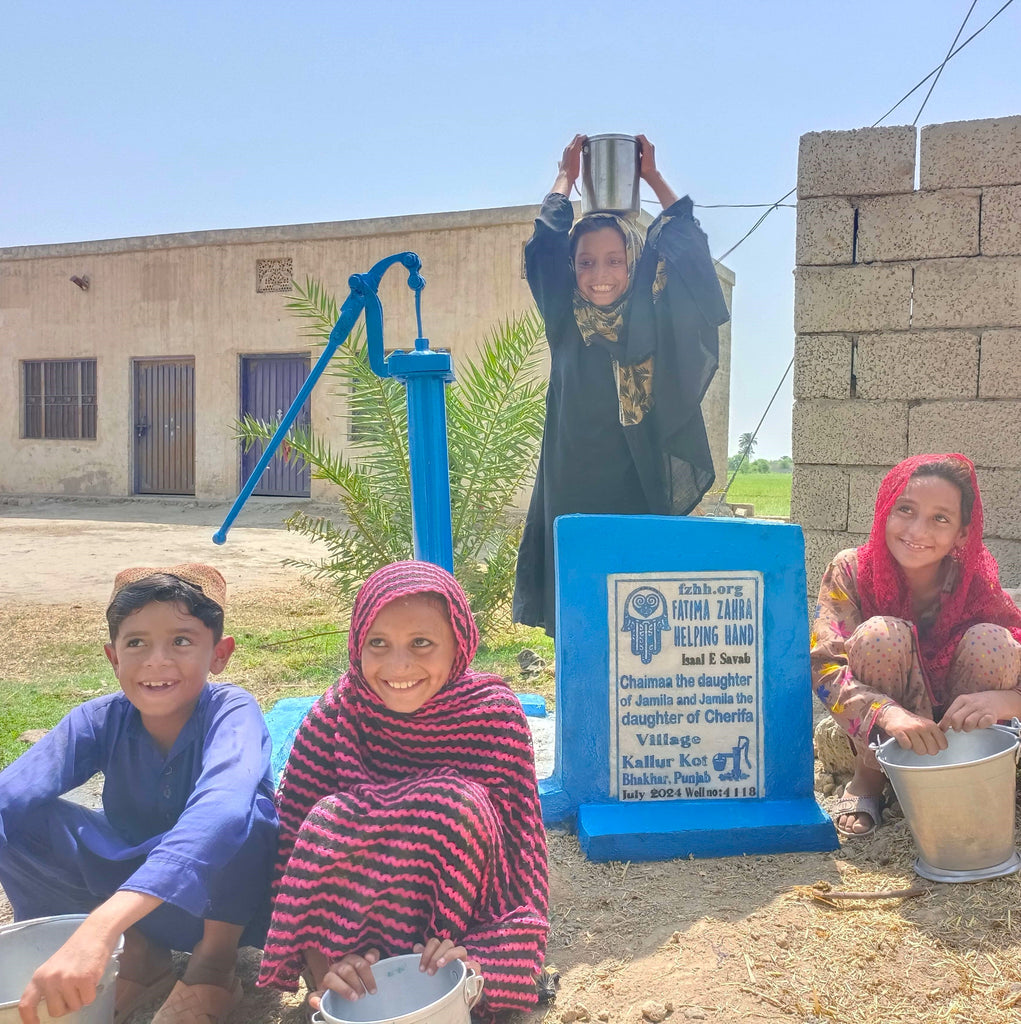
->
[0,205,733,504]
[791,113,1021,588]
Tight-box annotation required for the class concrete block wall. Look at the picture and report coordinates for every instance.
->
[792,115,1021,593]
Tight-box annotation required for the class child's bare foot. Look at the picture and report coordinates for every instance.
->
[180,945,238,990]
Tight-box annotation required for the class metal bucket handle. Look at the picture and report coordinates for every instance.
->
[870,717,1021,771]
[463,966,485,1008]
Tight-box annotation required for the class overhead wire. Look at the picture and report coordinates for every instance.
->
[911,0,978,125]
[872,0,1014,126]
[716,0,1014,501]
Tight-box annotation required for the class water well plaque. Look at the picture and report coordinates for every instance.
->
[539,514,838,862]
[609,572,763,803]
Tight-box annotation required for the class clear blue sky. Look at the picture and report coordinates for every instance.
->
[3,0,1019,458]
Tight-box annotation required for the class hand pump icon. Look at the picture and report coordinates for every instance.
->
[213,252,455,571]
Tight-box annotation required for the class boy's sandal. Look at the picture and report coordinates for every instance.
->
[831,792,883,838]
[150,977,243,1024]
[115,967,177,1024]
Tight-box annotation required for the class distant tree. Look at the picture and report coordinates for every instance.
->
[751,458,771,474]
[738,432,756,460]
[727,453,746,472]
[777,455,793,472]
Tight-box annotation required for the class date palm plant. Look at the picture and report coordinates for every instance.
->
[237,277,547,637]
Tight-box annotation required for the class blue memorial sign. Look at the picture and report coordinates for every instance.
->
[539,514,838,862]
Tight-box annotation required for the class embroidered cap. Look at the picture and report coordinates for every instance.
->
[109,563,227,611]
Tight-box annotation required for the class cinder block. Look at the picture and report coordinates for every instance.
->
[979,329,1021,398]
[796,197,855,265]
[981,185,1021,256]
[794,334,853,399]
[791,464,849,530]
[912,257,1021,329]
[975,468,1021,541]
[920,116,1021,189]
[798,126,916,199]
[803,529,869,598]
[794,264,912,333]
[847,466,892,533]
[908,400,1021,468]
[792,400,907,465]
[854,331,979,399]
[856,191,979,263]
[985,538,1021,589]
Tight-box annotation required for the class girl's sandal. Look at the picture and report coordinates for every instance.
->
[831,792,883,838]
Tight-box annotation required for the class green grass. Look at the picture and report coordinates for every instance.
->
[725,472,792,518]
[0,589,555,770]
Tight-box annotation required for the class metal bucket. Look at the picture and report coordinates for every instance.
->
[312,954,484,1024]
[0,915,123,1024]
[874,723,1021,880]
[580,134,640,217]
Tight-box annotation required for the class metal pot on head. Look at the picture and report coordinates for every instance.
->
[580,134,641,218]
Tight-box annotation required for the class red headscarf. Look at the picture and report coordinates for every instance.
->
[857,453,1021,689]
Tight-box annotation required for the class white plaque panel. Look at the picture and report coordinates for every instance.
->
[608,572,764,802]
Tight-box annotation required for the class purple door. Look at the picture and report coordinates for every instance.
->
[240,355,311,497]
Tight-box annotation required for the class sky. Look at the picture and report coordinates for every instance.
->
[2,0,1020,458]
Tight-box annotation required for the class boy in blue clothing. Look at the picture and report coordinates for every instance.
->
[0,564,278,1024]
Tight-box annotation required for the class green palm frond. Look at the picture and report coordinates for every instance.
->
[238,277,547,638]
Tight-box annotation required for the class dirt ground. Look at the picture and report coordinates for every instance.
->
[3,497,1021,1024]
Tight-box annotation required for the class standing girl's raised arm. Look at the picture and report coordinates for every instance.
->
[636,134,679,209]
[551,134,585,197]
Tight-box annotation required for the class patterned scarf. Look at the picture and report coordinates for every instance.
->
[262,560,548,1013]
[571,213,668,426]
[857,454,1021,689]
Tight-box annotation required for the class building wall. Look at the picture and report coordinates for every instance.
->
[0,205,733,502]
[791,114,1021,589]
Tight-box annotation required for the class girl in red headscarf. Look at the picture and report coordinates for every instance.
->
[811,454,1021,837]
[257,561,548,1021]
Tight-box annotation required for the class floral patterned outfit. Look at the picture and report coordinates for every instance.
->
[811,454,1021,767]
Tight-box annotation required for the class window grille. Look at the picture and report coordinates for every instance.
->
[22,359,97,439]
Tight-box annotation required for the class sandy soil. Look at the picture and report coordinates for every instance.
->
[4,498,1021,1024]
[0,495,335,604]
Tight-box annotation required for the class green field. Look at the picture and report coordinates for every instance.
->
[724,471,792,518]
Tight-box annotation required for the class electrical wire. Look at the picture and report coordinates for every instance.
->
[912,0,978,125]
[873,0,1015,126]
[718,0,1014,488]
[713,0,1015,266]
[714,356,794,513]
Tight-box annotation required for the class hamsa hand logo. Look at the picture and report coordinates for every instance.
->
[622,587,670,665]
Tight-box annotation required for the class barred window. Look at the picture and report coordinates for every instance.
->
[22,359,97,439]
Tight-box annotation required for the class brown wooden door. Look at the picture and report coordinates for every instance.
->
[134,359,195,495]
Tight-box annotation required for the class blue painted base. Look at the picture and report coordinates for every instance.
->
[577,797,839,862]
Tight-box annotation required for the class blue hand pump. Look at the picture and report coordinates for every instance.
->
[213,252,455,572]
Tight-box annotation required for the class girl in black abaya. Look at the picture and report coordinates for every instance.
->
[513,134,730,636]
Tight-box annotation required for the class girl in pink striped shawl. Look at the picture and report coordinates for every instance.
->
[257,561,549,1021]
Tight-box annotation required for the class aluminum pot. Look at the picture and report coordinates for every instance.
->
[311,954,484,1024]
[873,722,1020,875]
[0,915,123,1024]
[580,134,640,217]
